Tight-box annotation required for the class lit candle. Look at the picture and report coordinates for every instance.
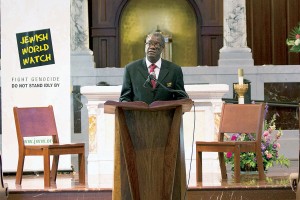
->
[238,68,244,85]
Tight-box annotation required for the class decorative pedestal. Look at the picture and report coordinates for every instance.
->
[234,83,249,104]
[219,47,254,66]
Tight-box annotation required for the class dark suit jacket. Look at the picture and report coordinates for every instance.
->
[119,58,187,104]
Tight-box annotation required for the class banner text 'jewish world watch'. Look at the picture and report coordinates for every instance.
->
[16,28,55,69]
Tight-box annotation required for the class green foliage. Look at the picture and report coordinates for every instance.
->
[286,23,300,53]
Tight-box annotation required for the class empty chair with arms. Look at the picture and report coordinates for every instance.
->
[196,103,266,183]
[13,105,85,187]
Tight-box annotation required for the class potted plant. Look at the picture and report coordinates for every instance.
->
[224,104,290,171]
[286,23,300,53]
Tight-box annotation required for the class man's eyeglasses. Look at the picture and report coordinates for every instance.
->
[145,41,161,48]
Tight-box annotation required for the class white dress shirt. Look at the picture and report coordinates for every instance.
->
[146,58,161,79]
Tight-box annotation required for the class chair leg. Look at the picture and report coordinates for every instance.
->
[51,155,59,182]
[234,146,241,183]
[256,149,266,180]
[15,154,25,185]
[78,152,85,184]
[43,149,51,187]
[196,149,203,182]
[219,152,227,179]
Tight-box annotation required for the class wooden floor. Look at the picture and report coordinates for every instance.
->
[4,161,298,200]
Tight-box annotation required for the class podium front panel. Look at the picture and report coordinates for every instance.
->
[113,107,186,200]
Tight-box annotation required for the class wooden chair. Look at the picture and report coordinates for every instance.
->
[13,105,85,187]
[196,103,266,183]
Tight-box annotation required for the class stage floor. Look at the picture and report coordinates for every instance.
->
[4,161,298,200]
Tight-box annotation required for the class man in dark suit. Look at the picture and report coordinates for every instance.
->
[119,32,187,104]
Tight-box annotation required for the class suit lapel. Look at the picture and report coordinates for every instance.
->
[137,59,152,87]
[157,60,169,84]
[137,59,149,79]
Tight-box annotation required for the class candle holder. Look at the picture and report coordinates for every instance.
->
[234,83,248,104]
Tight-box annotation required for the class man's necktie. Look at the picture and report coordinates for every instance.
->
[149,64,157,88]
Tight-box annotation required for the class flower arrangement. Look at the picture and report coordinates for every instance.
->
[286,23,300,53]
[224,105,290,171]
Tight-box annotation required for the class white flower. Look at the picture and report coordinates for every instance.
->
[270,125,276,131]
[295,39,300,46]
[264,150,269,155]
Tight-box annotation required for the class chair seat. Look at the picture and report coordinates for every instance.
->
[25,143,84,149]
[24,143,85,156]
[196,141,257,152]
[196,141,257,145]
[196,141,236,146]
[25,143,85,149]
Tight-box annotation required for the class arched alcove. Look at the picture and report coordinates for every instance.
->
[90,0,223,68]
[119,0,197,67]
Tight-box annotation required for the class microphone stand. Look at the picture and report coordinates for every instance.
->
[148,74,190,99]
[143,75,151,88]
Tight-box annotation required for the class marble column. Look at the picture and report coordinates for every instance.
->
[218,0,254,67]
[70,0,97,179]
[70,0,95,73]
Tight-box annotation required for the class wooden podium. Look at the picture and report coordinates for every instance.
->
[104,99,193,200]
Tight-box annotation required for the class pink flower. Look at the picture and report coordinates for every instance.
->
[267,153,273,159]
[263,131,269,137]
[296,34,300,39]
[231,135,238,141]
[226,152,232,158]
[277,143,280,149]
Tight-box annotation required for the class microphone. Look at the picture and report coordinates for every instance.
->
[148,72,189,99]
[149,72,156,81]
[143,73,152,88]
